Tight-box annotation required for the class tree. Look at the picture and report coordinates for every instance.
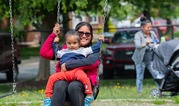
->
[0,0,102,81]
[153,0,179,34]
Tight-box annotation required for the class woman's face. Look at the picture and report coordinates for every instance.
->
[77,25,92,47]
[141,23,152,34]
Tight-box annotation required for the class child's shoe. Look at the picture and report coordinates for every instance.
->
[44,98,51,106]
[84,95,94,106]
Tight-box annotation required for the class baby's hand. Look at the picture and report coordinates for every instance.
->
[54,36,60,42]
[61,63,67,72]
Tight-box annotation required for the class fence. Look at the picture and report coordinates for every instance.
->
[15,25,179,47]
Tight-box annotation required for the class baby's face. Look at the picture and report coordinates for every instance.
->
[66,36,80,50]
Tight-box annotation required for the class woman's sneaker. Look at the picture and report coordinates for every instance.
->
[84,95,94,106]
[44,98,51,106]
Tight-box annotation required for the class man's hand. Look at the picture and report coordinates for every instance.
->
[61,63,67,72]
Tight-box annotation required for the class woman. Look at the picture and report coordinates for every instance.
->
[40,22,100,106]
[132,16,164,96]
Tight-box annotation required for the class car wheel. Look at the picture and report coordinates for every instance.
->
[103,68,114,79]
[6,63,18,82]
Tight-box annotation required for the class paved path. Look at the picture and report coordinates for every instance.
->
[0,57,56,83]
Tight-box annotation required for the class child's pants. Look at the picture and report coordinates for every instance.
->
[45,68,92,97]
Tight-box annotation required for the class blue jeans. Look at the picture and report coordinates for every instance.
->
[136,62,146,93]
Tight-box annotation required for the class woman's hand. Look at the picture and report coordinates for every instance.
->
[142,38,150,47]
[99,35,104,42]
[61,63,67,72]
[53,23,60,35]
[54,36,60,42]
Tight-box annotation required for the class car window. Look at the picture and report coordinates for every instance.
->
[112,30,138,43]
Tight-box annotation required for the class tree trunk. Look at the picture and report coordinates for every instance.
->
[104,12,110,32]
[165,18,172,35]
[143,10,151,22]
[35,11,57,81]
[62,12,70,34]
[35,57,50,81]
[143,3,151,23]
[35,31,51,81]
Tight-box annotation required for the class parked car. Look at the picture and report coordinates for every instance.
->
[0,32,21,81]
[103,32,114,44]
[102,27,163,79]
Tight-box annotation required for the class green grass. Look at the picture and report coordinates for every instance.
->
[174,31,179,37]
[0,79,179,105]
[20,47,40,59]
[5,46,179,105]
[98,79,158,99]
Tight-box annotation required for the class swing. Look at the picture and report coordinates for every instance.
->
[0,0,17,98]
[93,0,108,99]
[53,1,108,103]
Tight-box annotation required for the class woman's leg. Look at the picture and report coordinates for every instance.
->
[51,80,69,106]
[68,81,85,106]
[136,62,146,93]
[45,72,67,97]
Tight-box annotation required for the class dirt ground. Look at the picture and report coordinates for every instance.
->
[17,79,47,89]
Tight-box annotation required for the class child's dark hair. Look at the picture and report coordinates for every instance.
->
[65,30,80,42]
[140,16,151,26]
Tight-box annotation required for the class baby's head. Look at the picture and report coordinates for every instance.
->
[65,30,80,50]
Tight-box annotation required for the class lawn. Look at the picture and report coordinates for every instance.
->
[20,47,40,59]
[0,47,178,105]
[0,79,179,106]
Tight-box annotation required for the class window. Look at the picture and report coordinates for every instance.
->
[89,15,99,24]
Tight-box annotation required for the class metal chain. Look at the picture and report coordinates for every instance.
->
[102,0,108,33]
[9,0,16,93]
[57,0,61,23]
[54,0,61,72]
[98,0,108,77]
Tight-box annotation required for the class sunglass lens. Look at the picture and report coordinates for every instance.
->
[78,31,91,37]
[85,33,91,37]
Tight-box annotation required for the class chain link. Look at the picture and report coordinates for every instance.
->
[54,0,61,72]
[57,0,61,23]
[9,0,16,93]
[102,0,108,33]
[98,0,108,74]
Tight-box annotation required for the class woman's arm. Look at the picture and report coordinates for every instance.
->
[40,23,61,60]
[134,31,146,49]
[40,33,57,60]
[65,52,100,70]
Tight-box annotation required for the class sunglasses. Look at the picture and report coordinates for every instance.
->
[78,31,91,37]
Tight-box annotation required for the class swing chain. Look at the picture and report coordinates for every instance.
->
[57,0,61,23]
[54,0,61,71]
[9,0,17,93]
[98,0,108,77]
[102,0,108,33]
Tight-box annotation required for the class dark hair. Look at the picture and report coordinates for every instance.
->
[140,16,151,26]
[65,30,80,43]
[75,22,93,47]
